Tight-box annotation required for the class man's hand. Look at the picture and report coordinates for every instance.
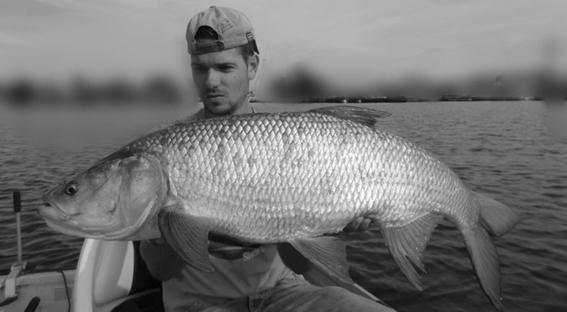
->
[343,216,373,233]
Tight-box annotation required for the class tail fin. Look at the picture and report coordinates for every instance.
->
[473,192,520,236]
[463,226,504,311]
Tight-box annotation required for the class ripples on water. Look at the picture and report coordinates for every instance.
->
[1,101,565,312]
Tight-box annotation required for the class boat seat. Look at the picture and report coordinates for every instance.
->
[128,241,162,295]
[110,242,163,312]
[73,239,163,312]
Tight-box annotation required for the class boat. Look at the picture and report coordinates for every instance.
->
[1,191,392,312]
[1,240,163,312]
[1,191,162,312]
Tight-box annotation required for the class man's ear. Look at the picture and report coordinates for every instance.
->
[247,54,259,80]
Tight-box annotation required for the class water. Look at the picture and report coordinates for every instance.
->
[1,101,565,311]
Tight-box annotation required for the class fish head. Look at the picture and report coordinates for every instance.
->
[39,149,166,240]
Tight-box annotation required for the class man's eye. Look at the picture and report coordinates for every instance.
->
[218,65,234,72]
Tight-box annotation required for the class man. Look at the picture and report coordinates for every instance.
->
[140,6,394,312]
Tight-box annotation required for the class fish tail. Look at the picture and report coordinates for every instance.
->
[463,225,504,311]
[473,191,520,236]
[461,192,518,311]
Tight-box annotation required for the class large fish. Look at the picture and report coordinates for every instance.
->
[39,106,518,310]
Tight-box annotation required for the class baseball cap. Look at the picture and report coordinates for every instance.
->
[186,6,259,55]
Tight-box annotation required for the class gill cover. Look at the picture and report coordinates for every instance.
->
[111,152,167,240]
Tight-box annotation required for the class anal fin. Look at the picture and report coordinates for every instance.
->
[288,237,353,284]
[158,205,214,272]
[382,213,442,290]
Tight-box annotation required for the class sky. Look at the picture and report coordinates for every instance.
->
[1,0,567,88]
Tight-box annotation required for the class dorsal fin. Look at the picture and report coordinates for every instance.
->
[309,105,391,128]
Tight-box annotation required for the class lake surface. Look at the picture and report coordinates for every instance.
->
[1,101,565,312]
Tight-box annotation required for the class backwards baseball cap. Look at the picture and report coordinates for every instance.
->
[186,5,259,55]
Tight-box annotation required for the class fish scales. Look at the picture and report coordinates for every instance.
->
[124,112,470,242]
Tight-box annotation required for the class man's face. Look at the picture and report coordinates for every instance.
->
[191,48,258,115]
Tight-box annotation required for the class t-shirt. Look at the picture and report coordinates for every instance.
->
[162,244,296,299]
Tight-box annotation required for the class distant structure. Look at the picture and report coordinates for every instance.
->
[540,37,565,102]
[494,75,503,87]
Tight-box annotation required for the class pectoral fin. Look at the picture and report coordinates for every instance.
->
[288,237,353,284]
[158,206,214,272]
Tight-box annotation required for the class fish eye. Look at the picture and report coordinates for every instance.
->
[64,182,79,196]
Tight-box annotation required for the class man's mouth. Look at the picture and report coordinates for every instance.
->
[205,93,224,98]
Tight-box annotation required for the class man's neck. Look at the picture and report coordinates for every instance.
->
[203,99,254,119]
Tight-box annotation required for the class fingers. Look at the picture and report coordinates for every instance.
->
[360,218,372,231]
[343,217,373,233]
[343,217,363,233]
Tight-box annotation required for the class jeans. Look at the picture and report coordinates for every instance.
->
[165,277,396,312]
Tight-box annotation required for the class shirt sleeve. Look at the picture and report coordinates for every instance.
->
[139,240,186,281]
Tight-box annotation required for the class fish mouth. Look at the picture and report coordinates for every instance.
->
[41,216,107,239]
[38,201,111,238]
[38,200,151,240]
[38,201,109,231]
[38,200,79,222]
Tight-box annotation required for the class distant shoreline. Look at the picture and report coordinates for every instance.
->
[252,95,547,104]
[1,95,556,108]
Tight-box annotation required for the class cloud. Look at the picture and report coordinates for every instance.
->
[1,0,567,83]
[0,32,32,48]
[33,0,74,8]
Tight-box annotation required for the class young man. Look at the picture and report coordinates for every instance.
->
[140,6,394,312]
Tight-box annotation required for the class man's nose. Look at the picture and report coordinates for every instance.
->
[205,69,221,88]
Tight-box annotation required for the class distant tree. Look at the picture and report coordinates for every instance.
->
[289,66,327,99]
[536,71,566,101]
[38,83,67,106]
[71,77,99,105]
[269,76,292,101]
[4,79,37,106]
[102,79,137,104]
[144,76,182,104]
